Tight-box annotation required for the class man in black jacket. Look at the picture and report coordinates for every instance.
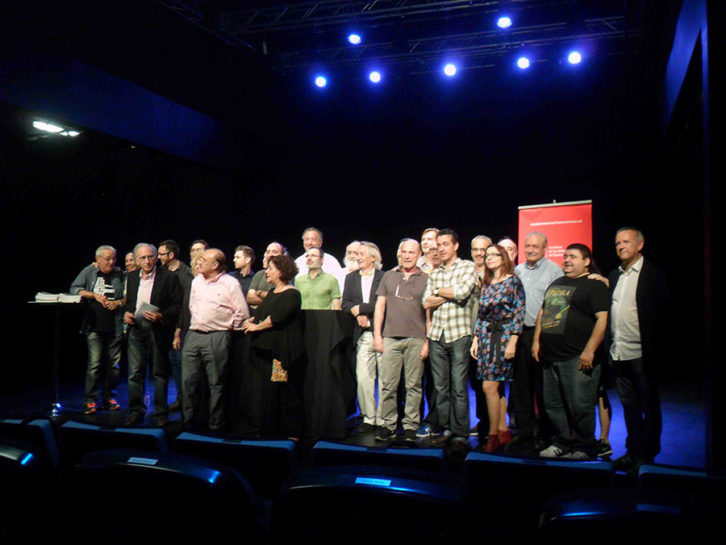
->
[342,241,385,433]
[123,243,182,426]
[608,227,670,472]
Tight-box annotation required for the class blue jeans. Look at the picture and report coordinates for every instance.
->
[127,327,171,417]
[429,333,471,438]
[85,331,122,404]
[543,356,600,452]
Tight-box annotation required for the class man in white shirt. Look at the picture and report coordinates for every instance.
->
[608,227,669,472]
[294,227,344,278]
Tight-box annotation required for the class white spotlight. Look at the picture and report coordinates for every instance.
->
[497,16,512,29]
[443,63,457,77]
[516,57,530,69]
[369,71,382,84]
[33,120,64,133]
[567,51,582,65]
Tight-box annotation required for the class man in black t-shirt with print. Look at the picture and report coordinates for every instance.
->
[532,243,609,460]
[70,245,126,415]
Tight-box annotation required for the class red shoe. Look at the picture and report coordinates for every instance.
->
[104,398,121,411]
[482,434,501,453]
[83,402,97,415]
[498,429,512,445]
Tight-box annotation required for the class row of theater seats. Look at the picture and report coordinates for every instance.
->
[1,417,723,544]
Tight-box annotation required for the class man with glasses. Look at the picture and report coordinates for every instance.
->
[70,245,126,415]
[123,243,182,426]
[182,248,249,432]
[158,239,194,412]
[511,231,563,450]
[423,229,479,448]
[374,239,430,442]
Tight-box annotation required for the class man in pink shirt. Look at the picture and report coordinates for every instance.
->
[181,248,250,431]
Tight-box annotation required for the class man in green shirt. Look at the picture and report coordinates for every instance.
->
[295,247,342,310]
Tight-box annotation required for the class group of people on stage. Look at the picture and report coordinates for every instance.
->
[70,225,668,472]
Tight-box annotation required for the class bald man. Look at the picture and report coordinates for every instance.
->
[182,248,249,431]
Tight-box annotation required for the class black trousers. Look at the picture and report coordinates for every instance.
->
[512,327,549,441]
[613,357,661,461]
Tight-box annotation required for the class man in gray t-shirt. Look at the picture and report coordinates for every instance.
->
[246,242,285,308]
[373,239,429,442]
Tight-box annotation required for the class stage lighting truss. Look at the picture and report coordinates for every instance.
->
[163,0,638,75]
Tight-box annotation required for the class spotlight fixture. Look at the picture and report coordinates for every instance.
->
[32,120,81,137]
[314,75,328,88]
[497,16,512,29]
[443,63,457,77]
[567,51,582,64]
[516,56,530,69]
[368,70,382,84]
[347,33,362,45]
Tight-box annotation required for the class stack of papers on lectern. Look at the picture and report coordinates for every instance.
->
[35,292,82,303]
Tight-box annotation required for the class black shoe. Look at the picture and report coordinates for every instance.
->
[613,452,639,471]
[596,439,613,458]
[355,422,376,434]
[124,412,144,426]
[375,427,394,442]
[403,429,418,443]
[430,430,452,447]
[169,400,182,412]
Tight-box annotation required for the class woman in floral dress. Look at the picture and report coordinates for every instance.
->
[470,244,525,452]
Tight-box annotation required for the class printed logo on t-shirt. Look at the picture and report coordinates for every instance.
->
[94,276,116,298]
[541,285,576,334]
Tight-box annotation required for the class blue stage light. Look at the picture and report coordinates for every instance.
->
[443,63,457,77]
[497,16,512,29]
[516,56,530,69]
[348,33,362,45]
[567,51,582,65]
[369,70,382,83]
[314,75,328,88]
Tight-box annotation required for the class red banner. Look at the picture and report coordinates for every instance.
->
[517,201,592,266]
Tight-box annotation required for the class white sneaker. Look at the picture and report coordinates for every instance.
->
[539,444,567,458]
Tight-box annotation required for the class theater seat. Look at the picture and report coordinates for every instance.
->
[175,432,299,497]
[272,465,463,545]
[312,440,446,473]
[62,448,261,543]
[538,488,705,545]
[0,417,61,469]
[59,420,169,463]
[0,435,59,540]
[464,452,614,539]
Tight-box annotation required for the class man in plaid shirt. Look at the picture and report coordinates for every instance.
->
[423,229,479,447]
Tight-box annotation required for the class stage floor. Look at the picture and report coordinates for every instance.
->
[0,377,706,469]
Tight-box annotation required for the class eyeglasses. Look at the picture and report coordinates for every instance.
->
[394,284,414,301]
[158,251,170,257]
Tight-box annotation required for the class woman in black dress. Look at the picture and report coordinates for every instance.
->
[241,255,305,440]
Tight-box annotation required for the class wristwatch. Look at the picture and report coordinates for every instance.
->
[434,288,440,296]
